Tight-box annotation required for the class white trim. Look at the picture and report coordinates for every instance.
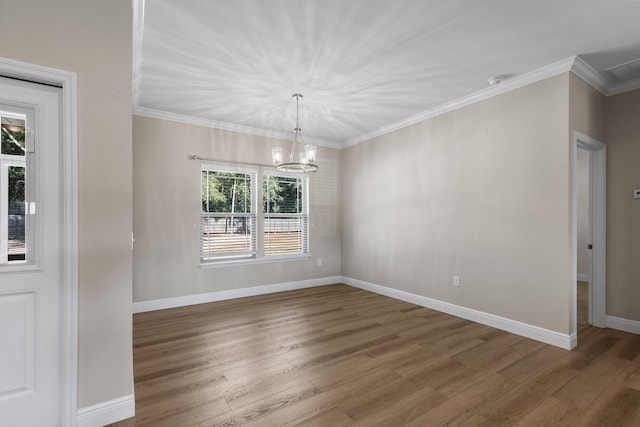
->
[341,276,574,350]
[133,276,341,313]
[569,332,578,349]
[577,274,589,282]
[77,394,135,427]
[342,57,577,147]
[570,56,640,96]
[132,0,145,109]
[608,76,640,96]
[0,57,78,427]
[606,316,640,335]
[200,254,310,269]
[570,56,610,95]
[134,107,342,149]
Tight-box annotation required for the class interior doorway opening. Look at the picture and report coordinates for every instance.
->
[576,148,590,327]
[573,131,607,347]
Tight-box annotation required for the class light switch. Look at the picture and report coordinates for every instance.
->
[634,189,640,199]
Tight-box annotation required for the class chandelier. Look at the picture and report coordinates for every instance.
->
[271,94,318,173]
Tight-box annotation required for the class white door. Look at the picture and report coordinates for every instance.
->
[0,77,63,426]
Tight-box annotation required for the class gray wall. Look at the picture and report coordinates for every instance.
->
[0,0,134,409]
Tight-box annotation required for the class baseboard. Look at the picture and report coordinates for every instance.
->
[607,315,640,335]
[341,276,574,350]
[133,276,342,313]
[77,394,135,427]
[577,273,589,282]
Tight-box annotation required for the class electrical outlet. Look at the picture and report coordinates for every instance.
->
[453,275,460,287]
[317,258,323,266]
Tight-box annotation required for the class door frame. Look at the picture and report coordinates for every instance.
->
[572,131,606,336]
[0,57,78,426]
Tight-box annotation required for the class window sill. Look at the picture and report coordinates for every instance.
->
[200,254,310,269]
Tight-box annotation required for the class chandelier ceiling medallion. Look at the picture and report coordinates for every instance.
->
[271,94,318,173]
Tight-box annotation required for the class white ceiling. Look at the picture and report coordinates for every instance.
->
[134,0,640,147]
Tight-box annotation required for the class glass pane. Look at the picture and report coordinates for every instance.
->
[1,116,26,156]
[1,110,29,266]
[7,166,25,262]
[263,175,301,214]
[202,170,252,214]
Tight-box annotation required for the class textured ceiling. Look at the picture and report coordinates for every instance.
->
[135,0,640,147]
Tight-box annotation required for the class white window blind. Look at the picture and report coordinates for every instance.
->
[263,173,308,256]
[201,168,256,262]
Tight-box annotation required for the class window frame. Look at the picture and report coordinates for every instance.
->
[200,165,257,264]
[0,105,38,271]
[262,170,309,260]
[199,164,310,268]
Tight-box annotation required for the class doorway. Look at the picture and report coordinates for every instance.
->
[576,148,590,326]
[573,131,607,343]
[0,58,78,426]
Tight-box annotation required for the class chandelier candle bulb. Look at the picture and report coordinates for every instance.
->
[271,147,283,165]
[305,144,317,163]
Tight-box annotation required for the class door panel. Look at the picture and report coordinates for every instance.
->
[0,291,35,397]
[0,77,62,426]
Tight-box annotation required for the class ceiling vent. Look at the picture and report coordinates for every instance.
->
[602,58,640,83]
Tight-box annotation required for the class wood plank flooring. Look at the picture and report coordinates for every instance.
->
[110,284,640,426]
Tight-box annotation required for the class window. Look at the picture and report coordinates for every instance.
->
[200,166,309,265]
[201,168,256,263]
[1,111,27,265]
[263,173,308,256]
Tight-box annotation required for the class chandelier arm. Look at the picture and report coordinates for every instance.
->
[288,129,297,162]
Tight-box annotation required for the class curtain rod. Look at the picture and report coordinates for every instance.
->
[190,154,276,169]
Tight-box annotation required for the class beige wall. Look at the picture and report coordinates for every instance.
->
[132,116,341,302]
[569,74,606,141]
[605,88,640,322]
[341,74,573,334]
[0,0,133,409]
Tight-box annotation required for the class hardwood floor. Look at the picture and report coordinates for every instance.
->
[578,281,588,325]
[110,284,640,426]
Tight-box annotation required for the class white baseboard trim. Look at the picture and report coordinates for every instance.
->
[607,315,640,335]
[77,394,135,427]
[577,273,589,282]
[341,276,574,350]
[133,276,342,313]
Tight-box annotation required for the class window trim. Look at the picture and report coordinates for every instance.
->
[262,170,309,258]
[200,165,257,264]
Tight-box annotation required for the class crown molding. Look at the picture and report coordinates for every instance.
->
[343,57,578,147]
[570,56,610,95]
[607,75,640,96]
[133,107,343,149]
